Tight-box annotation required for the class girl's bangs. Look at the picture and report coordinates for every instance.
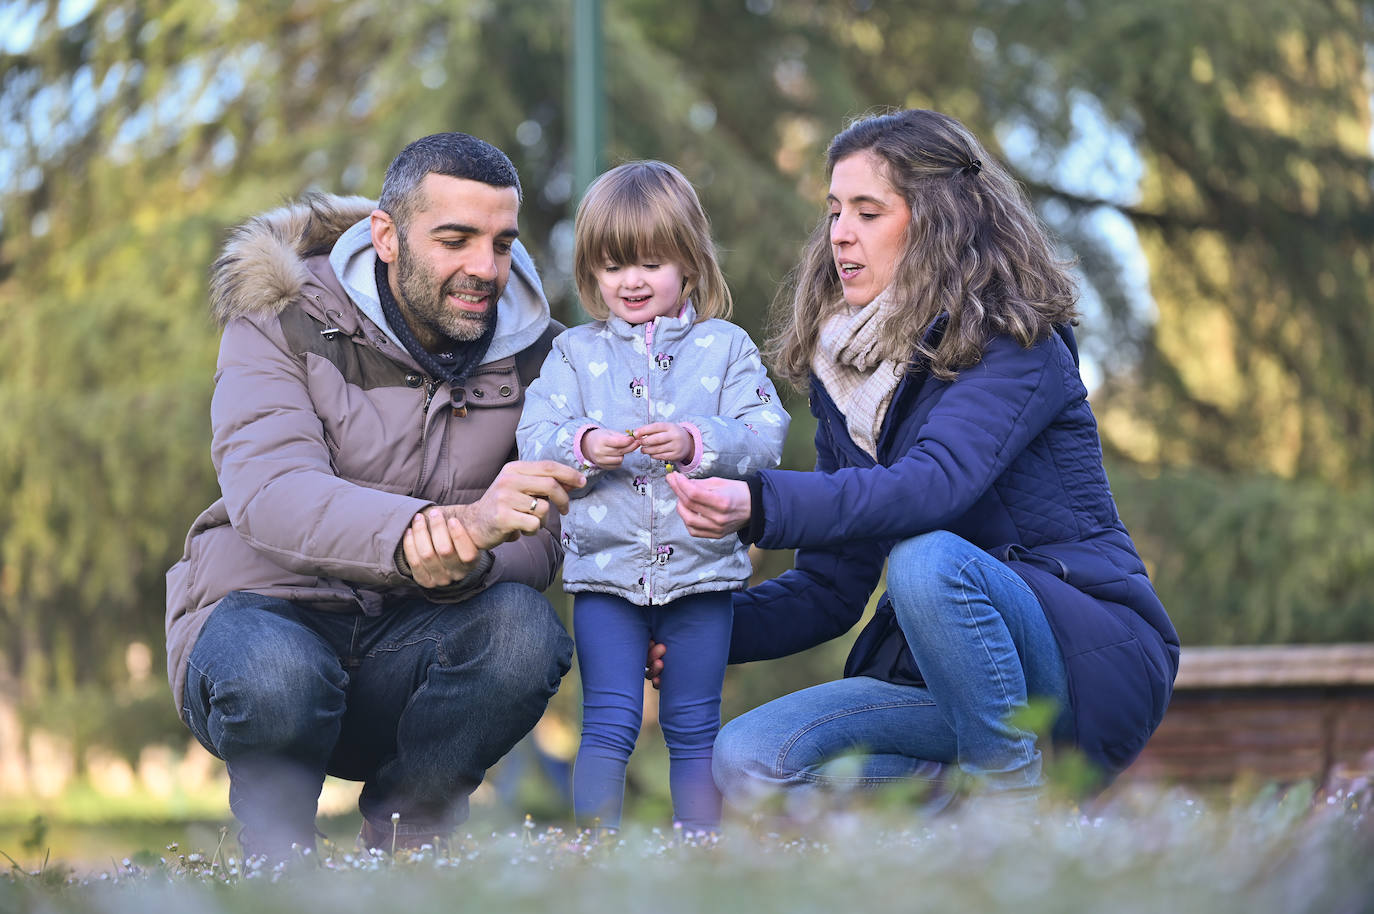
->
[591,195,683,267]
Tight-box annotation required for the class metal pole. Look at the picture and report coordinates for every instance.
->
[571,0,604,201]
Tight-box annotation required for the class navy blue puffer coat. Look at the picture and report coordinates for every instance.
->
[730,322,1179,775]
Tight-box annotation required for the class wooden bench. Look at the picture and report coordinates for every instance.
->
[1123,644,1374,785]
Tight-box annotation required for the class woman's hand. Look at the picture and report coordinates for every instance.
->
[581,427,639,469]
[666,472,751,538]
[644,640,666,690]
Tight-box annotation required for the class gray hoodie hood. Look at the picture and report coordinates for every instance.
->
[330,217,551,366]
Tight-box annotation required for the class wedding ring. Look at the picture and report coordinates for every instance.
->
[529,497,540,513]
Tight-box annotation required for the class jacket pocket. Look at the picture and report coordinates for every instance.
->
[1003,541,1128,592]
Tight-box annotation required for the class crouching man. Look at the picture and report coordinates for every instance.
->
[165,132,584,858]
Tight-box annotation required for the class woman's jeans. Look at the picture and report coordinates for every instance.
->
[182,584,573,855]
[713,531,1070,806]
[572,591,732,832]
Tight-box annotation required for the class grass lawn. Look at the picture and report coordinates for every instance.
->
[2,780,1370,914]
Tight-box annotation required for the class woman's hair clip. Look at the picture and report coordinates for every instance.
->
[961,159,982,177]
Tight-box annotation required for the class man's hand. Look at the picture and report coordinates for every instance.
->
[456,460,586,547]
[645,640,666,690]
[665,472,752,538]
[582,427,639,469]
[403,508,483,588]
[402,460,585,587]
[633,422,692,464]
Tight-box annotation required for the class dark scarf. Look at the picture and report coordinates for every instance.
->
[375,258,495,411]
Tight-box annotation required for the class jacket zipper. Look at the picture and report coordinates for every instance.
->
[413,378,439,493]
[643,321,656,603]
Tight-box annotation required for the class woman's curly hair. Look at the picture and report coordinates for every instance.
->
[768,109,1078,387]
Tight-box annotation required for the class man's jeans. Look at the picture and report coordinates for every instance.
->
[713,531,1070,806]
[182,583,573,854]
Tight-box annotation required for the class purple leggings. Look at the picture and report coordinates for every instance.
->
[572,590,733,832]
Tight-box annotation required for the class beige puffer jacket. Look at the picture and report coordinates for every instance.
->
[165,194,561,713]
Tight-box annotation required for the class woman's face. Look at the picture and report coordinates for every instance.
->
[827,151,911,308]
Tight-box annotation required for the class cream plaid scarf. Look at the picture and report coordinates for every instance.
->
[811,287,905,459]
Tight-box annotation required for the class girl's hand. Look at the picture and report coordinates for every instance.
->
[634,422,693,463]
[581,427,639,469]
[666,472,751,538]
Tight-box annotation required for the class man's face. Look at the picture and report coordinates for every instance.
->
[374,173,521,350]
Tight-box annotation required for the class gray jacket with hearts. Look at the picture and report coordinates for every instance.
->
[517,306,789,604]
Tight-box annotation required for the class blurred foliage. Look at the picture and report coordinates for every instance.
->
[982,0,1374,483]
[19,683,186,770]
[1,0,1372,746]
[1110,462,1374,646]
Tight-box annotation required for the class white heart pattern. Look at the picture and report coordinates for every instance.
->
[589,361,608,377]
[655,402,676,418]
[700,376,720,393]
[760,410,782,425]
[588,410,604,422]
[550,393,568,411]
[594,552,612,569]
[588,505,608,523]
[694,334,716,348]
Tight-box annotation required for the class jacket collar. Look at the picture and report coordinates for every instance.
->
[604,301,700,343]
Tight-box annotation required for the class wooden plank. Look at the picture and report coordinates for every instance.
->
[1176,644,1374,688]
[1332,702,1374,761]
[1113,646,1374,784]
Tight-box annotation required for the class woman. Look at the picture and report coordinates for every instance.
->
[665,109,1179,805]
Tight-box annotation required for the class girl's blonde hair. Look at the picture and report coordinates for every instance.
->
[768,109,1078,387]
[573,161,733,321]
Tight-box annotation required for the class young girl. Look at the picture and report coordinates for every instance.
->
[518,161,789,833]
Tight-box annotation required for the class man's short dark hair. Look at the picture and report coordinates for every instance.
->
[379,132,522,229]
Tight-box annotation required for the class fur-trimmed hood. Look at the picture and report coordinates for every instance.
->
[209,192,553,366]
[210,193,375,326]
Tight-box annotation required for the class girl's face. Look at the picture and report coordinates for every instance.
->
[827,151,911,308]
[595,257,688,324]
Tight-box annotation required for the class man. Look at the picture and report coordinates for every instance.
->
[165,133,584,858]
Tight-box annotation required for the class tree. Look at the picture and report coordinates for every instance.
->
[975,0,1374,485]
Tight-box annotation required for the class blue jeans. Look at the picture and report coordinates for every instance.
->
[713,531,1069,805]
[182,584,573,854]
[572,591,732,832]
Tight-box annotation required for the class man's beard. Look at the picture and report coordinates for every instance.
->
[394,240,498,343]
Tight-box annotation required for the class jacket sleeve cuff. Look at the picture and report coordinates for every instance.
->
[678,421,705,474]
[739,473,766,546]
[572,423,599,470]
